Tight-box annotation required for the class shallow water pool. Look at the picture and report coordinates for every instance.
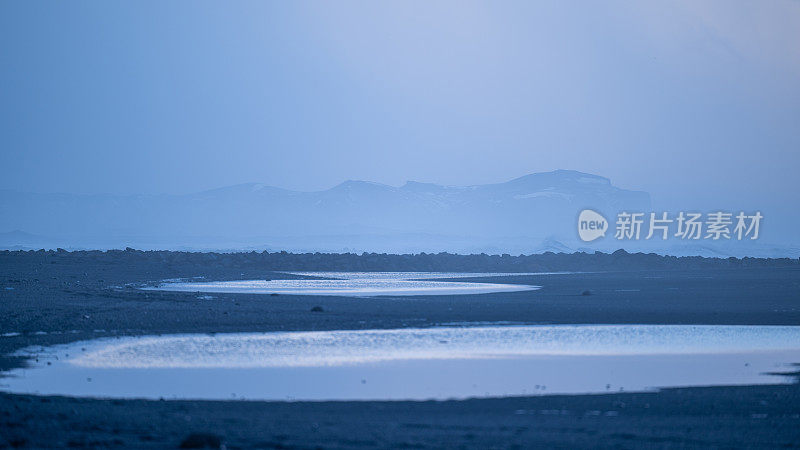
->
[2,325,798,401]
[146,272,543,296]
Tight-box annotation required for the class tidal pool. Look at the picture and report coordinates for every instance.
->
[2,325,798,401]
[146,272,544,296]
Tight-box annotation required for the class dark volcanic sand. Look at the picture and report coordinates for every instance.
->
[1,251,799,448]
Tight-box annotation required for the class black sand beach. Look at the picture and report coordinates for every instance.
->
[1,250,799,448]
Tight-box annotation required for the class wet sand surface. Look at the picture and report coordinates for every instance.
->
[2,384,799,449]
[1,251,799,448]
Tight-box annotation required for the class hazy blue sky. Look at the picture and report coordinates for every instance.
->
[1,1,798,211]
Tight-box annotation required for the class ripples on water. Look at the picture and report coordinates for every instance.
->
[3,325,799,401]
[147,272,545,296]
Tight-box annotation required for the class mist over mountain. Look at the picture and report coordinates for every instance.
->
[0,170,794,257]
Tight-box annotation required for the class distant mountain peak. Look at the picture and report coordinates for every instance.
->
[0,169,654,253]
[506,170,611,187]
[210,170,617,196]
[400,181,449,192]
[330,180,395,192]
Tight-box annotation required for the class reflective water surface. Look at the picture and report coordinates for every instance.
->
[2,325,798,401]
[146,272,543,296]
